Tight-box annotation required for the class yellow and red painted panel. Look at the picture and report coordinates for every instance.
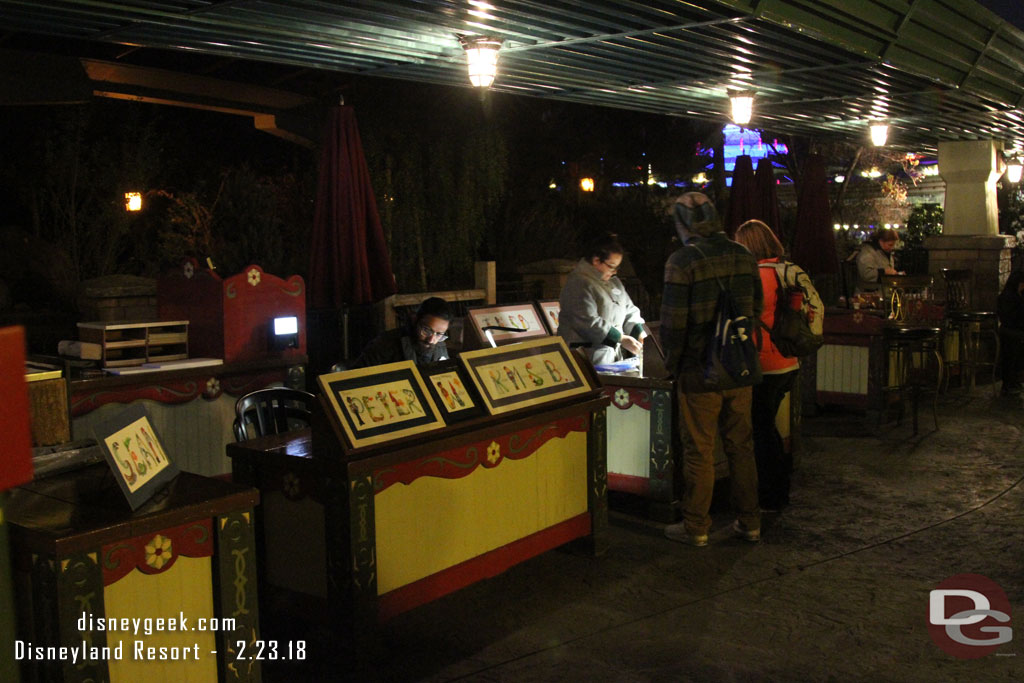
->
[373,416,589,597]
[101,520,218,682]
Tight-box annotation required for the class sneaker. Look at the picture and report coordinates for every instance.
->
[664,523,708,547]
[732,520,760,542]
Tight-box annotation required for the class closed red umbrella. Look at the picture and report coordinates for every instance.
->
[309,105,396,309]
[754,157,781,238]
[727,154,758,237]
[790,154,838,275]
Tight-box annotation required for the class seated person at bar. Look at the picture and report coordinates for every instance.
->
[855,228,903,292]
[997,269,1024,396]
[349,296,451,369]
[557,232,645,366]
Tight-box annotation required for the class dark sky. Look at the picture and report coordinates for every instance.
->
[975,0,1024,29]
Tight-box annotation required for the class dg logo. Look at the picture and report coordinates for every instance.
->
[928,573,1012,659]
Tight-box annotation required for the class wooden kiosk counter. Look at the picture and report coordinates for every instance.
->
[228,337,610,624]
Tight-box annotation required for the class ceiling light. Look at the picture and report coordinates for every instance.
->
[870,122,889,146]
[729,90,754,126]
[124,192,142,211]
[460,36,502,87]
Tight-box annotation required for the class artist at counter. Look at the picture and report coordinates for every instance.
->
[854,227,904,292]
[348,296,451,369]
[557,232,646,366]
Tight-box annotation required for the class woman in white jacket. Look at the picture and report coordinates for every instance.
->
[557,233,645,366]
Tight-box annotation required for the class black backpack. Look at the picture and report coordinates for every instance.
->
[692,244,760,386]
[761,262,823,358]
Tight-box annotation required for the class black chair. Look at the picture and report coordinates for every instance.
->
[940,269,999,396]
[233,387,316,442]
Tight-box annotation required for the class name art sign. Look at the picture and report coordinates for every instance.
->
[93,404,180,510]
[318,361,446,450]
[460,337,592,415]
[467,303,551,346]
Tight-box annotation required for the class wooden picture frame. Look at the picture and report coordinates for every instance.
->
[459,336,594,415]
[466,303,549,347]
[92,404,179,510]
[317,361,446,449]
[420,360,486,423]
[536,299,561,335]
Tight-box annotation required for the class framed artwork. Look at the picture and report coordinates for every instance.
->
[317,361,446,449]
[92,404,179,510]
[420,360,486,423]
[459,336,595,415]
[536,300,561,335]
[466,303,550,347]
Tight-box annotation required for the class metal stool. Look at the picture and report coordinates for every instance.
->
[882,325,943,435]
[944,311,1000,395]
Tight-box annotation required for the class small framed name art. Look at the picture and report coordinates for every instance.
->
[420,360,486,423]
[459,336,594,415]
[466,303,550,347]
[535,299,561,335]
[92,404,179,510]
[317,361,446,450]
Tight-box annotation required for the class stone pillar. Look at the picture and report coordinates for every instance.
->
[927,140,1015,309]
[938,140,1001,236]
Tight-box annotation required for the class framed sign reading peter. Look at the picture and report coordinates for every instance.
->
[317,361,446,450]
[459,336,594,415]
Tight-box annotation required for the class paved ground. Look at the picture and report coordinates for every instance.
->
[265,389,1024,682]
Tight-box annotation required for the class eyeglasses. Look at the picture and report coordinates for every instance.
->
[418,325,449,342]
[601,260,621,273]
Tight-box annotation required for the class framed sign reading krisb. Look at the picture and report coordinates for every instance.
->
[459,336,594,415]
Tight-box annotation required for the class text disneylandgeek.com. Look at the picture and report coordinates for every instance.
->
[12,612,306,663]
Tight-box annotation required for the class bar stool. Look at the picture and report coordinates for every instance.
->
[941,269,1000,396]
[882,324,943,436]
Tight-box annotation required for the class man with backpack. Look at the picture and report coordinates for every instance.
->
[661,192,764,547]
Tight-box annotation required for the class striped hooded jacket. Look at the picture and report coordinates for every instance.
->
[660,231,764,392]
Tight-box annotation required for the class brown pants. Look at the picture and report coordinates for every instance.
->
[678,385,760,536]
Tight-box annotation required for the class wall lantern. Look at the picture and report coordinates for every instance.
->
[729,90,754,126]
[1006,156,1023,184]
[124,192,142,211]
[870,122,889,146]
[461,36,502,87]
[580,177,595,192]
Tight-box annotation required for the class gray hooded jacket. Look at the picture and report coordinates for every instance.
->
[557,258,645,365]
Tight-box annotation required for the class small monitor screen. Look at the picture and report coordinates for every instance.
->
[273,316,298,335]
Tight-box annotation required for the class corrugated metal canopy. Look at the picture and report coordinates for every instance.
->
[2,0,1024,152]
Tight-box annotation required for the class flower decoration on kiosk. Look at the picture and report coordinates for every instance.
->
[204,377,222,400]
[614,388,630,408]
[282,472,301,499]
[247,268,261,287]
[183,260,195,279]
[486,441,501,465]
[144,535,173,570]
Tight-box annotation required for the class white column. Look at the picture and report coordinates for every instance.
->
[937,139,1001,236]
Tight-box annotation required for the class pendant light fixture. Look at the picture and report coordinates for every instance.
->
[729,90,755,126]
[870,122,889,146]
[460,36,502,88]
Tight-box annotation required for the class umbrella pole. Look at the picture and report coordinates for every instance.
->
[342,306,349,361]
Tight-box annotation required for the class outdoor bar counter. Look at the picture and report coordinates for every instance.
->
[228,340,609,626]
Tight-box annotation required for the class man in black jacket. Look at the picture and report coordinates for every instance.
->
[349,297,451,369]
[998,270,1024,396]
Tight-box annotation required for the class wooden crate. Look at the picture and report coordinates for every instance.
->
[77,320,189,367]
